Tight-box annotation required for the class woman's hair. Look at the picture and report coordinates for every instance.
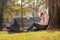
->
[41,13,44,16]
[39,6,47,14]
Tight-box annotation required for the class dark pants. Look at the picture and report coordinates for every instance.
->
[27,22,48,31]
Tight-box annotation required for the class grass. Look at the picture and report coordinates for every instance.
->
[0,31,60,40]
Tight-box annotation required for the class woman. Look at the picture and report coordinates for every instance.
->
[27,6,50,31]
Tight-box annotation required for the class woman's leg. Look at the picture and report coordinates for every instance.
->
[27,22,37,31]
[33,23,43,30]
[35,24,48,30]
[27,22,47,31]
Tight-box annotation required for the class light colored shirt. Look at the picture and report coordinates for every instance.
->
[36,13,49,25]
[38,13,49,25]
[37,8,49,25]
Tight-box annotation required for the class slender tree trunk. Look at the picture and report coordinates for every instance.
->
[0,0,3,31]
[0,0,7,31]
[47,0,60,30]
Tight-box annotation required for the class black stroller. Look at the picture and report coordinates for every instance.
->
[7,18,20,33]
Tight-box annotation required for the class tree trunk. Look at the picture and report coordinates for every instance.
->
[0,0,3,31]
[47,0,60,30]
[0,0,8,31]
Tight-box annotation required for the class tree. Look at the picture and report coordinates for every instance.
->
[47,0,60,30]
[0,0,8,31]
[0,0,4,31]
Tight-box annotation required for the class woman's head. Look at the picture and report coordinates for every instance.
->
[39,6,47,14]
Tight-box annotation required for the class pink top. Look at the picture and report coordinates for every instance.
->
[37,8,49,25]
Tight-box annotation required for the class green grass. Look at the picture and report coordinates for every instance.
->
[0,31,60,40]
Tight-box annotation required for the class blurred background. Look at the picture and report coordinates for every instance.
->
[0,0,48,30]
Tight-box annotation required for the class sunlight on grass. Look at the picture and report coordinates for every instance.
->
[0,31,60,40]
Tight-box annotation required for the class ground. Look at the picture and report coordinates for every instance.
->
[0,31,60,40]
